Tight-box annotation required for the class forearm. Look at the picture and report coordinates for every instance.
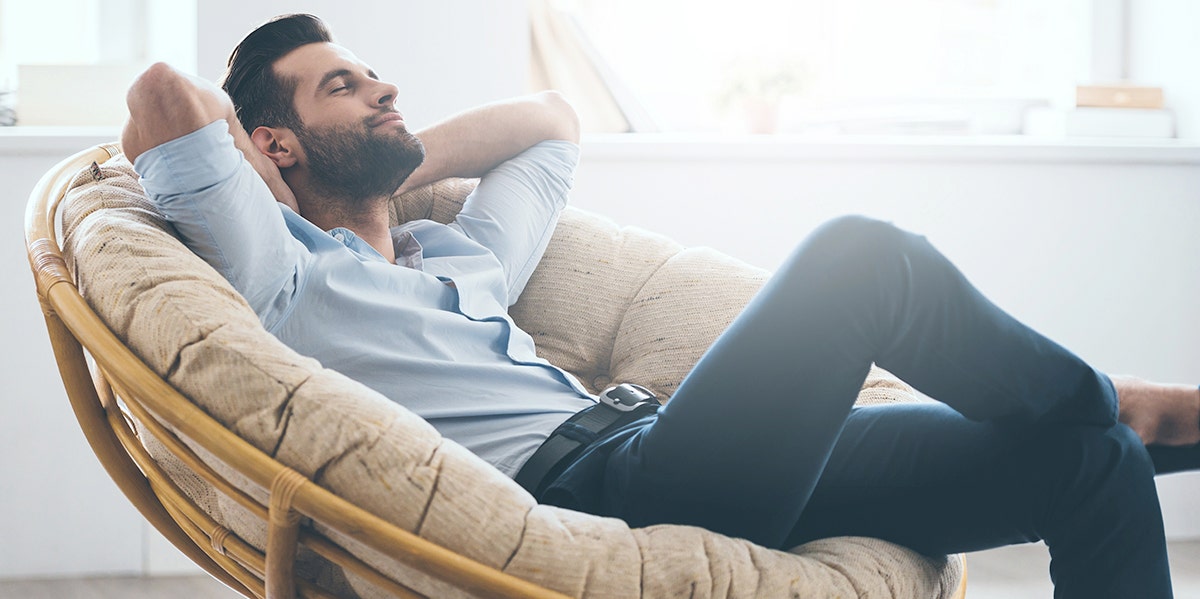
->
[397,91,580,194]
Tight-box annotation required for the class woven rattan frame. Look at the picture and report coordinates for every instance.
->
[25,144,574,599]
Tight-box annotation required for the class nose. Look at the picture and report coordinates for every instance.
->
[373,79,400,109]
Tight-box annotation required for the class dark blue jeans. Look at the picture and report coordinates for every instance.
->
[541,216,1172,599]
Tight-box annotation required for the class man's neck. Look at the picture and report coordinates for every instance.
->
[296,191,396,264]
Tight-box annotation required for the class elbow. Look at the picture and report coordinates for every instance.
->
[126,63,192,117]
[123,62,233,163]
[123,63,184,162]
[537,90,581,144]
[128,61,176,97]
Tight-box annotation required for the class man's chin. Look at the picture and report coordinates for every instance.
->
[383,146,426,196]
[296,121,428,203]
[400,135,427,174]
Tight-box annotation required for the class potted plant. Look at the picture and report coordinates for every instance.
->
[718,56,807,134]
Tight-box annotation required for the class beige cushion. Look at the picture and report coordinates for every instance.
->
[62,156,959,598]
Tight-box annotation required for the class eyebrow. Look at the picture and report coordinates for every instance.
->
[315,68,381,93]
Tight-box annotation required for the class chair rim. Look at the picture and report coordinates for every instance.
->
[25,143,573,599]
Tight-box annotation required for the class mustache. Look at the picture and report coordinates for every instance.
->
[366,109,403,129]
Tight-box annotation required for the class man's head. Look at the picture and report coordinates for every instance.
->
[222,13,328,133]
[222,14,425,207]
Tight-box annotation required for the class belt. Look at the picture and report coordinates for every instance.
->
[515,383,660,497]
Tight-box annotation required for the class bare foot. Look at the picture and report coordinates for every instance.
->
[1113,374,1200,446]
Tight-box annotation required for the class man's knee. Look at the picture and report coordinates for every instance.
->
[803,215,909,259]
[781,215,911,283]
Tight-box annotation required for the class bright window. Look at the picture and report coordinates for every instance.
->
[559,0,1094,134]
[0,0,197,126]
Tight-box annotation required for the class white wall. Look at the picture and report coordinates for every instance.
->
[1,132,147,579]
[573,139,1200,389]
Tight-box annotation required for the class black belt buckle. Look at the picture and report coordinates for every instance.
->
[597,383,658,412]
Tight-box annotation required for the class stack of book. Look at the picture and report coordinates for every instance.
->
[1024,84,1174,138]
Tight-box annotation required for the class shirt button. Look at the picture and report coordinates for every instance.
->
[334,233,346,242]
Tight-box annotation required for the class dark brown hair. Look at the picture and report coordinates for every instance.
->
[220,13,332,132]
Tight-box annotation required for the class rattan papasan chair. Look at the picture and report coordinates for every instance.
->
[26,143,967,599]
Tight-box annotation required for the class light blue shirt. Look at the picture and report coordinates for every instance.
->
[134,121,595,477]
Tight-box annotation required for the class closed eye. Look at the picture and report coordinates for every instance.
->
[317,68,357,95]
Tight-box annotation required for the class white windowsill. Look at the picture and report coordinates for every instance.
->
[0,126,123,155]
[5,127,1200,165]
[581,133,1200,165]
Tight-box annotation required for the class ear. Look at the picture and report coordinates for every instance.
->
[250,126,300,169]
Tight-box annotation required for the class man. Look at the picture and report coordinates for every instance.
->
[122,14,1198,598]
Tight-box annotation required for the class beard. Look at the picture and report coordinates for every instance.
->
[293,116,426,205]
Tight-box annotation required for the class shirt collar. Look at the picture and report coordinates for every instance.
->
[326,227,390,264]
[325,226,426,270]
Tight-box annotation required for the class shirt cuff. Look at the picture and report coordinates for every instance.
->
[134,120,242,197]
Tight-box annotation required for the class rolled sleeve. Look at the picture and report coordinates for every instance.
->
[134,120,243,197]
